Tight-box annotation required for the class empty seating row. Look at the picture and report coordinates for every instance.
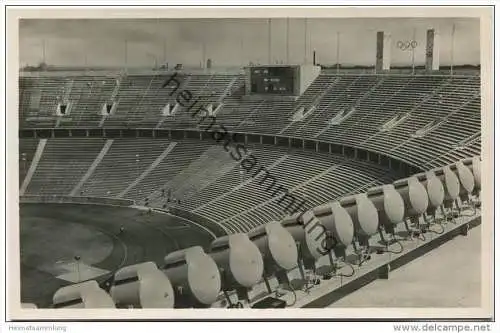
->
[19,138,397,232]
[24,138,107,195]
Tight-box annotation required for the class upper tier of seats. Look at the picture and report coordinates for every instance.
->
[19,72,481,169]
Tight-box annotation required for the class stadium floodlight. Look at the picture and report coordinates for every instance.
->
[294,203,355,279]
[469,157,482,211]
[471,156,481,194]
[300,210,331,262]
[311,202,354,259]
[109,261,175,308]
[462,157,482,213]
[454,160,476,209]
[280,212,306,244]
[339,193,379,265]
[285,209,333,281]
[280,212,318,283]
[366,184,405,250]
[437,165,461,205]
[431,165,461,221]
[247,221,298,293]
[459,156,481,203]
[392,176,429,237]
[412,171,445,223]
[52,280,115,309]
[209,233,264,307]
[163,246,221,308]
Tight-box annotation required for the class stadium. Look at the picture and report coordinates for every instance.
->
[17,18,483,310]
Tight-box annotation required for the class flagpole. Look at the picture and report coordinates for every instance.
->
[240,28,244,66]
[163,39,167,65]
[336,32,340,74]
[124,40,128,69]
[42,39,46,64]
[268,18,272,64]
[450,23,456,75]
[304,18,308,64]
[202,41,206,69]
[84,41,88,70]
[286,17,290,64]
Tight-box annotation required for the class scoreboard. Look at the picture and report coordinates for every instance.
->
[249,66,297,95]
[243,64,321,98]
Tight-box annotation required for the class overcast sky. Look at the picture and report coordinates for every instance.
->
[19,18,480,68]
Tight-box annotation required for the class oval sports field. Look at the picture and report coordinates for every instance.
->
[19,203,215,307]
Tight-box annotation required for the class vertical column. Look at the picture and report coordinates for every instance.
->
[383,32,392,71]
[450,24,455,74]
[425,29,440,71]
[375,31,384,72]
[433,30,440,71]
[244,66,252,95]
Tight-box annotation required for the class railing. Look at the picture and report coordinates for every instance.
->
[19,127,423,175]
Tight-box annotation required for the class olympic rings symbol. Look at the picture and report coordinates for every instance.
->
[397,40,418,50]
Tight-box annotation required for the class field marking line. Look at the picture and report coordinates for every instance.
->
[146,207,218,239]
[79,223,129,273]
